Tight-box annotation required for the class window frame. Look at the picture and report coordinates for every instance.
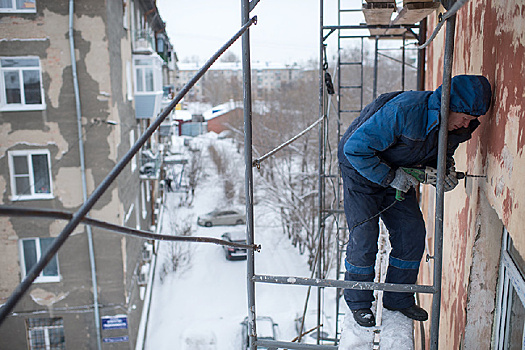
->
[0,56,45,111]
[493,228,525,349]
[19,237,61,283]
[8,149,53,201]
[134,58,154,93]
[26,317,65,350]
[0,0,36,13]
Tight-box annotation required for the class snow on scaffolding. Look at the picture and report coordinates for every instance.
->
[339,303,414,349]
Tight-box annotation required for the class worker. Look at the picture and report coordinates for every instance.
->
[337,75,492,327]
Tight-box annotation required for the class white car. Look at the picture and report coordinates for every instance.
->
[197,209,245,227]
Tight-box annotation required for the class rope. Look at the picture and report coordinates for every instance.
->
[416,0,470,50]
[252,114,326,168]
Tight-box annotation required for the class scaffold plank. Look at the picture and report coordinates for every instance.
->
[363,2,395,25]
[391,2,440,25]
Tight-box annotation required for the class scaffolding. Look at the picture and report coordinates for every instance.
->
[0,0,466,349]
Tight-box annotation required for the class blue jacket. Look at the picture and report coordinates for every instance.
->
[338,75,492,186]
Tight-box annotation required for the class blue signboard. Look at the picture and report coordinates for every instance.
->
[103,336,129,343]
[101,315,128,330]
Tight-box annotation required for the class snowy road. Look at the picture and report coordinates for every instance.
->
[145,136,335,349]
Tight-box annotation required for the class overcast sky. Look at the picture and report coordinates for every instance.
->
[156,0,349,65]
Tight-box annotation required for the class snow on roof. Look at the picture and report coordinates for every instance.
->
[202,100,241,120]
[202,100,273,121]
[174,109,193,121]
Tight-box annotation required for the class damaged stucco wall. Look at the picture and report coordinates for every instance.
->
[418,1,525,349]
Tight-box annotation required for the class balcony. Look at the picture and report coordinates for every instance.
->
[133,29,155,54]
[139,149,161,179]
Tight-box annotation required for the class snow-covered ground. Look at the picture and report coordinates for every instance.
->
[144,133,414,349]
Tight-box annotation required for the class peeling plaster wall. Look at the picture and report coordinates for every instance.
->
[419,1,525,348]
[0,217,20,303]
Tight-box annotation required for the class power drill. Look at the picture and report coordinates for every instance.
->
[395,167,485,201]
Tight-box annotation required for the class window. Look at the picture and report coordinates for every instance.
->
[19,237,60,283]
[8,149,53,200]
[134,58,154,92]
[0,57,45,111]
[0,0,36,13]
[26,317,65,350]
[494,228,525,349]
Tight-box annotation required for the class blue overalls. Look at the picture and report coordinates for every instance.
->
[337,75,491,310]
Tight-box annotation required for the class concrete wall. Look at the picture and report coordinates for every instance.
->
[0,0,149,348]
[418,1,525,348]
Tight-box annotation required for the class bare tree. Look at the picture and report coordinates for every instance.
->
[184,148,204,206]
[159,216,194,283]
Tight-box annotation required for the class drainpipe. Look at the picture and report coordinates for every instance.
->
[69,1,103,350]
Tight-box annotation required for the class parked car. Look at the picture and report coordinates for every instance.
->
[221,231,248,260]
[197,209,245,227]
[241,316,279,350]
[294,310,335,344]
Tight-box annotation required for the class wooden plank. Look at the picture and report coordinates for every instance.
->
[391,2,441,25]
[384,27,417,38]
[363,3,395,25]
[368,27,417,39]
[368,28,387,36]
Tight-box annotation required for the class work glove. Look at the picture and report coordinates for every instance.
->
[426,166,459,192]
[390,168,419,193]
[443,171,459,191]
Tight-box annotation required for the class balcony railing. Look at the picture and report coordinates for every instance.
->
[139,149,161,179]
[133,29,155,54]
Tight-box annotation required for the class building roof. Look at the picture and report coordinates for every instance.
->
[203,101,242,120]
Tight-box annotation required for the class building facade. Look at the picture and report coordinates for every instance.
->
[417,2,525,349]
[0,0,175,349]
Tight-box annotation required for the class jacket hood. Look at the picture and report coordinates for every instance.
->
[428,75,492,116]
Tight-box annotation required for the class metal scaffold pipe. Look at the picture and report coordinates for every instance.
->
[430,4,457,349]
[241,1,257,349]
[0,16,257,326]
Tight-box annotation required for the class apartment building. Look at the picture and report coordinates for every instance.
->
[0,0,175,349]
[177,61,311,101]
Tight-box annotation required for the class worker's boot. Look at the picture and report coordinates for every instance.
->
[351,308,376,327]
[385,304,428,321]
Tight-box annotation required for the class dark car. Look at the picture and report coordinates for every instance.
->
[241,316,279,350]
[197,209,245,227]
[221,231,247,260]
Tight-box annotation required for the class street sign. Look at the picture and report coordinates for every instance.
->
[101,315,128,330]
[103,336,129,343]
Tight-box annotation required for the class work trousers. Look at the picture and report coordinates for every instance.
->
[341,165,426,311]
